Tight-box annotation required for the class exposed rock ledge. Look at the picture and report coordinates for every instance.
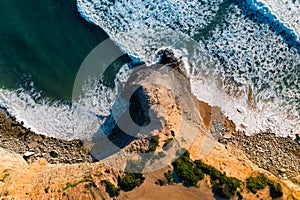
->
[0,49,299,199]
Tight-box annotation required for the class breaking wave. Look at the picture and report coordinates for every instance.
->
[77,0,300,137]
[1,0,299,139]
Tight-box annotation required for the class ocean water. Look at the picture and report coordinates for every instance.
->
[0,0,120,140]
[77,0,300,138]
[0,0,110,99]
[0,0,299,139]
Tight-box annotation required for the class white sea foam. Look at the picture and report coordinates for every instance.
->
[76,0,300,138]
[252,0,300,40]
[199,4,300,137]
[0,64,132,140]
[1,0,299,139]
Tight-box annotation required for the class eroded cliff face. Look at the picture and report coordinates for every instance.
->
[0,50,299,199]
[89,49,213,173]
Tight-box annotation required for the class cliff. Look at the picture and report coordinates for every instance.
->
[0,49,299,199]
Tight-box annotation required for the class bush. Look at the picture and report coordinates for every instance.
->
[155,179,167,186]
[172,150,204,186]
[194,159,241,199]
[119,173,145,191]
[246,175,283,199]
[163,138,174,149]
[194,159,215,176]
[156,170,174,186]
[105,181,120,197]
[172,151,241,198]
[211,176,241,199]
[164,170,174,184]
[246,175,268,194]
[269,182,283,199]
[193,167,204,180]
[148,135,160,152]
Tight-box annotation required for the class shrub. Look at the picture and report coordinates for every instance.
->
[194,159,241,199]
[155,179,167,186]
[148,135,160,152]
[164,170,174,184]
[156,170,174,186]
[246,175,269,194]
[193,167,204,180]
[172,150,204,186]
[119,173,145,191]
[211,176,241,199]
[105,181,120,197]
[246,175,283,198]
[269,181,283,199]
[163,138,174,149]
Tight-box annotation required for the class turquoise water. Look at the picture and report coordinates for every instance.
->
[0,0,107,99]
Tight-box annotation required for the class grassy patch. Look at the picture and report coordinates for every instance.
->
[63,176,94,191]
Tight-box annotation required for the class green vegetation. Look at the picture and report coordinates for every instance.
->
[85,182,96,189]
[163,138,174,149]
[157,149,283,199]
[172,150,205,186]
[148,135,160,152]
[246,175,283,199]
[155,170,174,186]
[211,175,241,199]
[104,181,120,197]
[269,182,283,199]
[44,186,50,193]
[164,170,174,184]
[171,149,241,199]
[194,159,241,199]
[80,146,88,154]
[155,179,167,186]
[94,172,102,177]
[246,175,269,194]
[63,176,94,191]
[118,173,145,192]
